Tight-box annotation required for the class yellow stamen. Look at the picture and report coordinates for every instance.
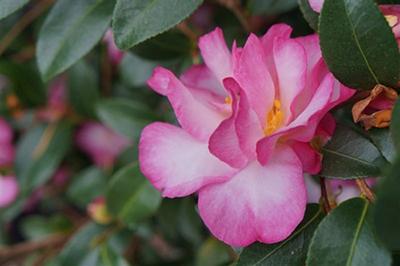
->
[264,99,284,136]
[224,96,232,105]
[385,15,398,27]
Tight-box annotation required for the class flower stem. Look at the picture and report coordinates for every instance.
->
[356,179,375,202]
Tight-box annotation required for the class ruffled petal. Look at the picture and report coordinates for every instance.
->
[273,37,307,122]
[198,145,306,246]
[148,67,227,141]
[208,78,248,168]
[139,122,236,198]
[234,34,275,122]
[180,64,226,96]
[198,28,233,83]
[291,142,321,174]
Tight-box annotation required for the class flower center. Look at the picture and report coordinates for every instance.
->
[385,15,398,27]
[264,99,284,136]
[224,96,232,104]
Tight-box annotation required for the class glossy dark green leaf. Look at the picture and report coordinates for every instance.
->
[37,0,115,81]
[15,122,72,192]
[391,99,400,152]
[237,204,323,266]
[307,198,391,266]
[248,0,297,15]
[96,98,156,140]
[374,157,400,250]
[0,0,29,20]
[0,61,46,106]
[106,163,161,227]
[319,0,400,89]
[130,31,191,61]
[298,0,319,31]
[120,53,157,87]
[112,0,203,49]
[368,128,395,163]
[67,167,108,208]
[321,124,388,178]
[67,60,99,117]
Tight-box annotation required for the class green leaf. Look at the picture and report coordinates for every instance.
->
[368,128,395,163]
[321,124,388,178]
[237,204,323,266]
[307,198,391,266]
[96,98,156,140]
[0,61,46,107]
[67,167,108,208]
[374,157,400,250]
[130,31,191,61]
[67,60,99,118]
[112,0,203,49]
[390,99,400,152]
[58,223,105,266]
[15,122,72,192]
[20,214,72,240]
[248,0,298,15]
[106,163,161,227]
[0,0,29,20]
[119,53,158,87]
[37,0,115,81]
[319,0,400,89]
[298,0,319,31]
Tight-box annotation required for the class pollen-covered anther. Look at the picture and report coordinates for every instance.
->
[224,96,232,104]
[264,99,284,136]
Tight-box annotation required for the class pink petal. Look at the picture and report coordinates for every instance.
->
[208,78,248,168]
[76,122,130,168]
[139,122,236,198]
[0,143,15,167]
[380,5,400,39]
[0,176,19,208]
[273,37,307,122]
[0,118,13,144]
[309,0,323,12]
[180,64,226,96]
[256,73,334,165]
[198,28,232,83]
[291,142,321,174]
[234,34,275,123]
[148,67,227,141]
[198,145,306,246]
[260,24,293,86]
[305,174,321,203]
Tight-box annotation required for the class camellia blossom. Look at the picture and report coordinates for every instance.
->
[0,176,19,208]
[0,118,15,168]
[139,24,354,246]
[76,122,131,169]
[309,0,400,43]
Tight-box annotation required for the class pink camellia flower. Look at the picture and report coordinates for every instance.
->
[0,118,15,167]
[76,122,131,169]
[103,30,124,65]
[139,24,354,246]
[0,176,19,208]
[37,77,68,122]
[309,0,400,42]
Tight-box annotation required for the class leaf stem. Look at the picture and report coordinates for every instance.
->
[0,0,54,56]
[356,178,375,202]
[320,177,335,213]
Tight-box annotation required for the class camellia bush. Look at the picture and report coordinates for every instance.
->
[1,0,400,265]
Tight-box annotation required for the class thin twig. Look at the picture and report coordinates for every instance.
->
[356,179,375,202]
[320,177,332,213]
[0,234,68,263]
[0,0,54,56]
